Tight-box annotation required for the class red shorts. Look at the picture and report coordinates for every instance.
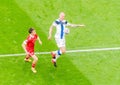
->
[26,47,34,56]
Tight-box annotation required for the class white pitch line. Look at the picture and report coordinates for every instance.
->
[67,47,120,53]
[0,52,50,57]
[0,47,120,57]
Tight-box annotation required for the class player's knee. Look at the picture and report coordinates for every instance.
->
[33,56,38,61]
[63,51,66,54]
[35,57,38,61]
[61,49,66,54]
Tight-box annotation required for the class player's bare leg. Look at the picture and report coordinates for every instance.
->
[60,47,66,54]
[55,46,66,61]
[51,47,66,67]
[56,46,66,59]
[51,52,57,67]
[24,54,32,62]
[31,55,38,73]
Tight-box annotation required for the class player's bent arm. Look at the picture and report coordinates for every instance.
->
[37,37,42,45]
[48,25,54,40]
[22,41,28,54]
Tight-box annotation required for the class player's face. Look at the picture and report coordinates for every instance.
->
[59,13,65,20]
[31,30,36,35]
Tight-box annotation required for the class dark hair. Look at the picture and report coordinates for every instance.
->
[28,28,34,34]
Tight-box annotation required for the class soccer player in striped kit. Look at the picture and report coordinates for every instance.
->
[48,12,85,67]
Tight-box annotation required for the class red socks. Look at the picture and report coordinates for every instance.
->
[32,63,36,68]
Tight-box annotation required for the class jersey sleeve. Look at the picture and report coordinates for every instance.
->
[52,21,57,26]
[65,21,71,26]
[52,19,61,26]
[67,22,71,26]
[35,34,38,39]
[23,40,28,44]
[23,36,30,44]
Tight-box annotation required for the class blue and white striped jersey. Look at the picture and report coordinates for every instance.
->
[52,19,70,39]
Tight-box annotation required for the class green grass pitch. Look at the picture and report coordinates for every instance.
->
[0,0,120,85]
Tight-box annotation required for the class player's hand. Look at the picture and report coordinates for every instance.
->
[40,41,42,45]
[48,35,52,40]
[39,41,42,45]
[79,24,85,27]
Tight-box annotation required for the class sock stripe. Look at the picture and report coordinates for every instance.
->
[32,64,36,68]
[58,50,61,55]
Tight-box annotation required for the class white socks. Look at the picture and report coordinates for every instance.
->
[54,50,62,61]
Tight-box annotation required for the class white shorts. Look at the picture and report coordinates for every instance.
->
[55,38,66,48]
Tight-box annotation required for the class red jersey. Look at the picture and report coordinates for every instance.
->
[25,34,38,54]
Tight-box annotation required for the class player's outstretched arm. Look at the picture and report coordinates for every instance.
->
[68,24,85,28]
[37,37,42,45]
[22,41,28,54]
[48,25,54,40]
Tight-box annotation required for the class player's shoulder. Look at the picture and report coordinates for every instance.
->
[26,34,31,40]
[54,19,68,24]
[63,20,68,24]
[54,19,60,24]
[34,34,38,38]
[27,34,38,39]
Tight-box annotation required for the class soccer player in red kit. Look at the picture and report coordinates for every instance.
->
[22,28,42,73]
